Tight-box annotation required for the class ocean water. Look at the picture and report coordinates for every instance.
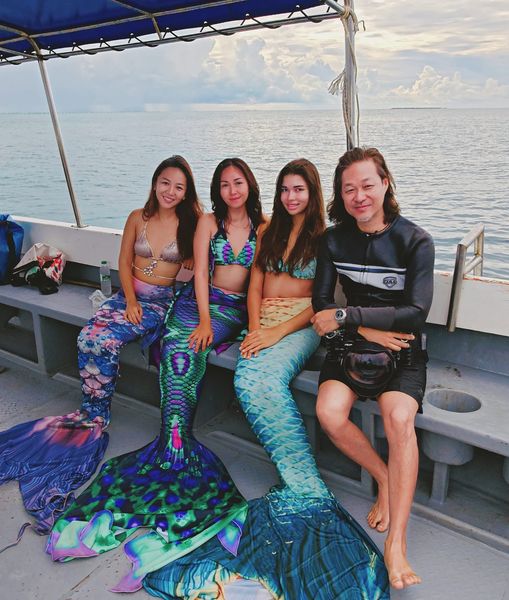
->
[1,108,508,278]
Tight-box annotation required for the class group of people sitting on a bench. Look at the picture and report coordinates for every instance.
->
[0,147,434,598]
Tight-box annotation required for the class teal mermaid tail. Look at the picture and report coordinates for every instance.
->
[144,318,389,598]
[145,492,388,599]
[46,282,248,591]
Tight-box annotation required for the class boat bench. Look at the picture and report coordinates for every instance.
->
[208,331,509,505]
[1,281,508,505]
[0,281,102,374]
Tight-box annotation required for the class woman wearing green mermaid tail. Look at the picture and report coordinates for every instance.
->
[144,159,389,598]
[46,158,264,592]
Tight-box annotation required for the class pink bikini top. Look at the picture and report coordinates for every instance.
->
[134,220,182,264]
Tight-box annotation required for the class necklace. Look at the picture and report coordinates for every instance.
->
[363,222,391,237]
[227,220,250,230]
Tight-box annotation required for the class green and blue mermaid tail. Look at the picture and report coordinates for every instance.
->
[47,282,249,592]
[0,280,174,533]
[144,299,389,599]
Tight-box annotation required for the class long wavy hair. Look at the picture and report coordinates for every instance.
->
[142,155,202,260]
[327,147,399,226]
[256,158,325,274]
[210,158,264,228]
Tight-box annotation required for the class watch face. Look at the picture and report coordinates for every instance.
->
[335,309,346,323]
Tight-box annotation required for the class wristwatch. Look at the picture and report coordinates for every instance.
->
[334,308,347,326]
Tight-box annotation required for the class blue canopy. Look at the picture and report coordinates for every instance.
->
[0,1,338,64]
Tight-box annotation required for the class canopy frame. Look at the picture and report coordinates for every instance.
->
[0,1,358,228]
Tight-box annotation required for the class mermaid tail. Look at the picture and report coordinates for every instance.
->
[47,282,249,592]
[0,280,174,533]
[144,300,389,598]
[145,492,388,599]
[0,413,108,534]
[78,279,174,421]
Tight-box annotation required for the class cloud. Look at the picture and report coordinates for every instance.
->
[194,36,337,105]
[0,1,508,111]
[371,65,509,107]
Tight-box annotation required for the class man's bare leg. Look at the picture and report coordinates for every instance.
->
[316,380,390,532]
[379,391,421,589]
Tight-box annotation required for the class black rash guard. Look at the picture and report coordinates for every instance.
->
[312,215,435,333]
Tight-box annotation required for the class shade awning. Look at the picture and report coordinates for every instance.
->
[0,1,340,65]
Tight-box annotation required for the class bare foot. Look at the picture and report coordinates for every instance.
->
[367,481,390,532]
[384,540,422,589]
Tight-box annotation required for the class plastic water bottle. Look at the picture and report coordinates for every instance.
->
[99,260,112,297]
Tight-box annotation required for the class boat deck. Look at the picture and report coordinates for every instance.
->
[1,362,508,600]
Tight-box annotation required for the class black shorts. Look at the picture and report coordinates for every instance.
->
[318,355,427,413]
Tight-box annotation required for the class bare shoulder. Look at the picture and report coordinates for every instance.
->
[257,218,270,238]
[198,212,217,233]
[126,208,145,226]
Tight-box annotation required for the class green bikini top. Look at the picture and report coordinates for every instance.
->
[267,257,317,280]
[209,220,257,272]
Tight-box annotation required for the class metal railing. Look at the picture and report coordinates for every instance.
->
[446,224,485,332]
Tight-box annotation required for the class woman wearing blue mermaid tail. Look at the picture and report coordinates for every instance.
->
[0,155,200,534]
[144,159,389,599]
[46,158,265,592]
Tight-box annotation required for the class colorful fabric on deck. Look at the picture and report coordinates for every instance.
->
[0,413,108,534]
[144,298,389,599]
[46,281,249,593]
[0,277,174,534]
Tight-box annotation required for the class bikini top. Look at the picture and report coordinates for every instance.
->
[266,257,317,280]
[134,220,182,263]
[209,220,257,271]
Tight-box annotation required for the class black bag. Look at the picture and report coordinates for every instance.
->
[325,332,397,397]
[0,215,24,284]
[11,243,66,295]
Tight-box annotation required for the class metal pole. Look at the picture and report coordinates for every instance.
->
[343,0,358,149]
[36,57,85,228]
[323,0,359,149]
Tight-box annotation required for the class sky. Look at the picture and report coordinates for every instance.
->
[0,0,508,112]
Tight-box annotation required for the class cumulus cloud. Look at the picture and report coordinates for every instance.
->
[193,36,337,105]
[381,65,509,107]
[0,1,508,111]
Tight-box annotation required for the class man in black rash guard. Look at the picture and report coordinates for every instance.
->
[311,147,434,591]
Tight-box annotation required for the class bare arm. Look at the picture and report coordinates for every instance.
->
[188,214,214,352]
[246,265,264,331]
[118,210,143,324]
[240,303,314,358]
[246,223,268,332]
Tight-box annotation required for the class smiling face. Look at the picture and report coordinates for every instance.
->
[341,159,388,231]
[219,165,249,209]
[154,166,187,211]
[280,174,310,217]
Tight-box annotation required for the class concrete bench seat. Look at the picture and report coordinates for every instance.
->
[208,334,509,505]
[209,342,509,455]
[2,280,509,504]
[0,279,100,326]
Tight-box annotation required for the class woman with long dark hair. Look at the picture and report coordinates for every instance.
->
[0,155,201,535]
[143,159,389,599]
[46,158,265,593]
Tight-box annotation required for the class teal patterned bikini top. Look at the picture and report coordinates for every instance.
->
[267,257,317,280]
[209,220,257,272]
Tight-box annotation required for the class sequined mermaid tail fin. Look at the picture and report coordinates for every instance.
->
[47,282,249,592]
[0,413,108,533]
[46,429,247,591]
